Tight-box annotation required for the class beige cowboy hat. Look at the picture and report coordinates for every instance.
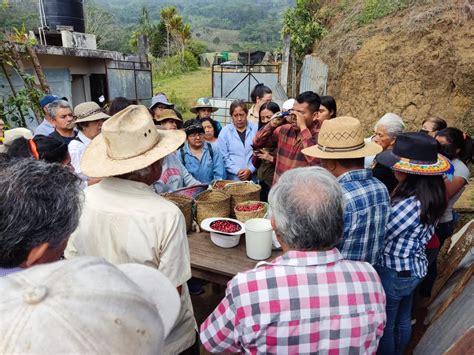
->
[81,105,185,178]
[74,101,110,123]
[302,116,382,159]
[190,97,219,114]
[154,108,183,123]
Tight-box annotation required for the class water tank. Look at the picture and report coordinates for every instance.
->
[43,0,85,33]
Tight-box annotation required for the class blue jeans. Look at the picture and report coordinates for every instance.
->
[376,266,422,355]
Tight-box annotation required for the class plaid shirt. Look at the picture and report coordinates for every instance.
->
[337,169,391,264]
[378,196,435,278]
[200,249,386,354]
[252,123,320,184]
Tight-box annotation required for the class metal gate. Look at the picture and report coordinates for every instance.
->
[212,64,280,102]
[106,60,153,107]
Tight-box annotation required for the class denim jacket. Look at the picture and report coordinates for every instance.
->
[180,142,226,184]
[217,122,257,181]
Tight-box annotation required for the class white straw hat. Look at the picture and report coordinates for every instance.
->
[81,105,186,177]
[303,116,382,159]
[0,257,180,354]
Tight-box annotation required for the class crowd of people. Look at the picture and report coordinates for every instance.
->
[0,83,472,354]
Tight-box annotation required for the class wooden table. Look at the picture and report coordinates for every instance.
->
[188,232,283,285]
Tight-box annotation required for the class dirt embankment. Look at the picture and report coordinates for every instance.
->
[315,1,473,133]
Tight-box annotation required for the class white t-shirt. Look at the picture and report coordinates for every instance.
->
[68,131,91,183]
[65,177,197,353]
[440,159,470,223]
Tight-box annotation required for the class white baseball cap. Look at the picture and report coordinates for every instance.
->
[282,98,295,111]
[0,257,180,354]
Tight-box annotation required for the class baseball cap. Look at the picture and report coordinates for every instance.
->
[184,119,205,136]
[0,257,180,354]
[40,95,68,108]
[282,98,295,111]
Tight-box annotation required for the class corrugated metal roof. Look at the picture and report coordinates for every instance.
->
[299,55,328,95]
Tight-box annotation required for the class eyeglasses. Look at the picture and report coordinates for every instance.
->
[189,133,204,139]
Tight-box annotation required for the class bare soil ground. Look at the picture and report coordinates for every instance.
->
[315,0,473,134]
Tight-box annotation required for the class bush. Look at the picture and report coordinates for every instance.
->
[187,40,208,60]
[153,50,199,80]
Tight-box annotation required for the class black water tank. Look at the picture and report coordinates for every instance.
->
[43,0,85,33]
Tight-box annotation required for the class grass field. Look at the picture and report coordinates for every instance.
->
[153,68,212,120]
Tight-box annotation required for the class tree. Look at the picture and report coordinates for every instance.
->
[213,36,220,45]
[176,23,191,62]
[149,21,167,57]
[160,6,177,57]
[282,0,326,67]
[85,2,117,49]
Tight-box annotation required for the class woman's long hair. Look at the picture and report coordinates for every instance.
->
[436,127,473,165]
[392,174,447,225]
[258,102,280,130]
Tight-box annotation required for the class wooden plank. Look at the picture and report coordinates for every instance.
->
[188,232,283,285]
[432,264,473,323]
[430,220,474,301]
[444,328,474,355]
[414,278,474,355]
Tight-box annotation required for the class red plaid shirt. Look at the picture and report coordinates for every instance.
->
[252,123,320,184]
[200,249,386,354]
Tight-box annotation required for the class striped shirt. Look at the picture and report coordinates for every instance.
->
[338,169,390,264]
[200,249,386,354]
[252,123,319,184]
[378,196,435,278]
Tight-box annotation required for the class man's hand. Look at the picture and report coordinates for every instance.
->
[293,110,308,131]
[237,168,252,181]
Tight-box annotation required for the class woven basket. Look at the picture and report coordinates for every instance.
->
[224,183,262,217]
[161,193,194,232]
[195,190,231,225]
[234,201,268,223]
[211,180,236,190]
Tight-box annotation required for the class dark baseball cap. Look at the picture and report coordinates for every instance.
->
[40,95,68,108]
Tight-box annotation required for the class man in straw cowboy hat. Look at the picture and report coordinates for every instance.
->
[69,101,110,185]
[65,105,198,354]
[302,116,391,265]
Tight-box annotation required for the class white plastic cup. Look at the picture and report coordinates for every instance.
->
[245,218,273,260]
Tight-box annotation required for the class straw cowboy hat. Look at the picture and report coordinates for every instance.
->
[81,105,185,178]
[190,97,218,114]
[154,108,184,126]
[376,132,451,176]
[74,102,110,123]
[302,116,382,159]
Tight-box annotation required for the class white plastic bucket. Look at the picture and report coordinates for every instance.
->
[245,218,273,260]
